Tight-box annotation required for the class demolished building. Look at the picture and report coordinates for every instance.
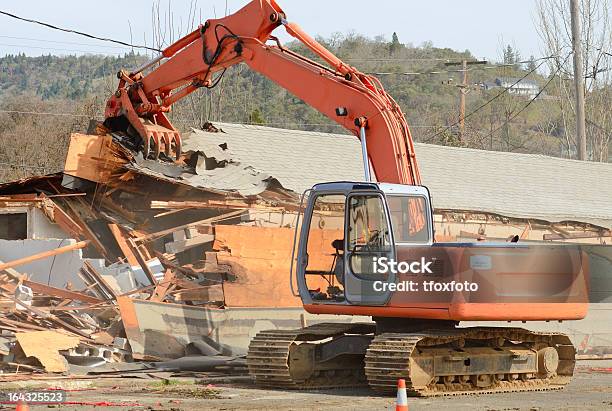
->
[194,122,612,243]
[0,122,610,377]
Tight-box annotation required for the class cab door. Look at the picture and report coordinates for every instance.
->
[343,192,395,305]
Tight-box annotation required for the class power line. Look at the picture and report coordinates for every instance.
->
[422,55,561,142]
[244,122,438,129]
[477,63,564,145]
[0,42,126,55]
[368,56,559,76]
[0,109,94,118]
[344,57,469,62]
[586,118,612,135]
[0,35,132,50]
[0,9,161,52]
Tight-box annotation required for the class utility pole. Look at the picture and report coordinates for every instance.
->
[459,60,468,135]
[445,60,487,140]
[571,0,587,160]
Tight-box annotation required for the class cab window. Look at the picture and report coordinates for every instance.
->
[387,195,429,243]
[347,194,392,280]
[304,194,346,298]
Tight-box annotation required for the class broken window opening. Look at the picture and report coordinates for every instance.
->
[0,213,28,240]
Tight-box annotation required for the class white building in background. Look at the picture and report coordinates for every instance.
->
[483,77,541,99]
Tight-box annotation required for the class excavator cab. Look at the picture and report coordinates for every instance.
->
[292,181,589,320]
[294,182,433,307]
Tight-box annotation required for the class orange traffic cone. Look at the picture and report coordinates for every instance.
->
[15,401,29,411]
[396,378,408,411]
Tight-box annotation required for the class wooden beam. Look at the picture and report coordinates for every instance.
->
[108,223,139,266]
[49,304,112,312]
[117,284,156,298]
[23,280,103,304]
[165,234,215,254]
[100,197,137,223]
[0,292,93,340]
[549,224,573,239]
[153,207,194,219]
[0,197,43,202]
[43,198,84,239]
[127,239,158,285]
[135,209,245,242]
[150,199,284,211]
[149,269,176,302]
[47,187,110,260]
[81,261,118,301]
[1,263,102,304]
[0,317,47,331]
[0,265,24,282]
[45,193,87,198]
[170,284,224,303]
[0,241,89,272]
[459,230,484,240]
[520,221,532,240]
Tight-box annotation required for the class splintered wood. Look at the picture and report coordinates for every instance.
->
[16,331,80,372]
[63,133,127,183]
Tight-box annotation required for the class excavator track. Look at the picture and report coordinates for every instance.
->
[365,327,575,396]
[248,324,576,396]
[247,322,375,389]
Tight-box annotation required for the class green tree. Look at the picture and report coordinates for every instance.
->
[249,108,265,125]
[503,45,515,64]
[527,55,537,72]
[389,32,402,55]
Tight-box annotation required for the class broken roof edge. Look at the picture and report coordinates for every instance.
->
[435,206,612,231]
[0,173,63,194]
[56,131,298,200]
[124,161,295,200]
[190,122,356,140]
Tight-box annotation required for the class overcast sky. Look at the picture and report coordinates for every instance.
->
[0,0,543,62]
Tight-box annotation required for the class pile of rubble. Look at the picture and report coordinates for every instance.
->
[0,123,299,379]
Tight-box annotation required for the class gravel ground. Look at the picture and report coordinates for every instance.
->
[0,363,610,411]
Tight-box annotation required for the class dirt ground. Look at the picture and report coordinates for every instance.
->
[0,363,610,411]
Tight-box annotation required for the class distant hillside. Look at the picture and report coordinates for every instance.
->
[1,33,595,183]
[0,52,148,101]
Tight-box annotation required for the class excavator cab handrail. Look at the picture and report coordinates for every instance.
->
[289,188,312,297]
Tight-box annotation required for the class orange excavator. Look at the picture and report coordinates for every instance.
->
[105,0,589,396]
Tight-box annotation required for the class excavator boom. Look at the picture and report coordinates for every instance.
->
[104,0,419,185]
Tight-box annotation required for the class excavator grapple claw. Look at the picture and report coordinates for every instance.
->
[139,122,182,161]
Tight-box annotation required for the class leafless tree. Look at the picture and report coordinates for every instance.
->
[536,0,612,160]
[0,96,94,182]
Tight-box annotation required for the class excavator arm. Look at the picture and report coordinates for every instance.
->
[104,0,420,185]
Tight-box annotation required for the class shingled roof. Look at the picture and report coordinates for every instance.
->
[183,123,612,229]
